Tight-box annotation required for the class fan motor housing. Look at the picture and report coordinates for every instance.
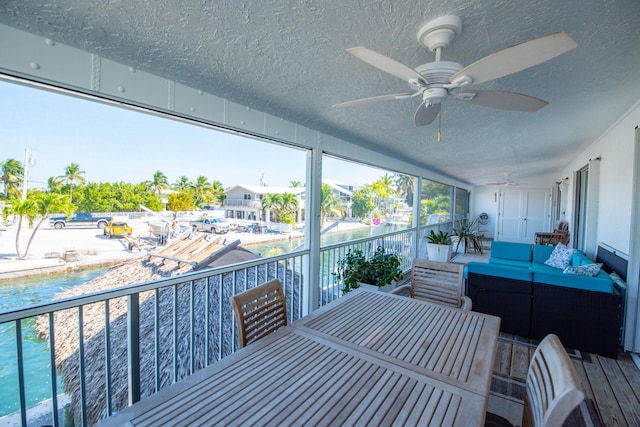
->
[413,61,463,85]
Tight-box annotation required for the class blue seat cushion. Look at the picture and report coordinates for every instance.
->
[467,261,532,281]
[489,257,531,268]
[490,241,532,262]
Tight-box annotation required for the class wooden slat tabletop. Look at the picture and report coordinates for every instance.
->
[99,289,499,427]
[295,290,501,396]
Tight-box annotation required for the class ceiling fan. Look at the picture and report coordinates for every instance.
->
[333,15,577,127]
[485,173,519,186]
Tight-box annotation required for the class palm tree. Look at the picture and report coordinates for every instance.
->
[261,193,281,222]
[147,170,169,195]
[320,183,344,227]
[260,192,299,224]
[393,174,414,205]
[190,175,213,207]
[211,180,226,207]
[370,174,396,216]
[3,196,36,259]
[1,158,24,199]
[47,176,63,194]
[279,192,299,224]
[173,176,191,191]
[57,162,86,203]
[289,180,302,188]
[22,192,69,258]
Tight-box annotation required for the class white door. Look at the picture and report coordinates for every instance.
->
[498,189,551,243]
[497,190,523,242]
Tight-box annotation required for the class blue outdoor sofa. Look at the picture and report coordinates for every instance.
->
[465,241,623,358]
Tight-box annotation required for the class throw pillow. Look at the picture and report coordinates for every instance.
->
[563,263,603,277]
[544,243,576,269]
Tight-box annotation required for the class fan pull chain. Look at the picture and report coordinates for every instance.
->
[437,107,442,143]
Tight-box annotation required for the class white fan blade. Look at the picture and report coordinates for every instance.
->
[414,103,441,127]
[348,47,427,85]
[459,89,548,112]
[450,32,577,86]
[332,93,414,108]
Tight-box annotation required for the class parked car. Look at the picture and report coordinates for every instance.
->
[103,221,133,238]
[189,218,230,234]
[49,212,113,229]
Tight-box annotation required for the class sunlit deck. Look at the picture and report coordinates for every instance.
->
[489,333,640,426]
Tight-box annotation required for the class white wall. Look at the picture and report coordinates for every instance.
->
[561,101,640,255]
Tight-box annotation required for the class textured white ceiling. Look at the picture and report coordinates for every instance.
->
[1,0,639,185]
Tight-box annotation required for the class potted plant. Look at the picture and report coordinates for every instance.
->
[334,246,403,294]
[425,230,452,262]
[451,218,479,254]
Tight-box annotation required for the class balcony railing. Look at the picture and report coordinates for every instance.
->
[0,223,449,426]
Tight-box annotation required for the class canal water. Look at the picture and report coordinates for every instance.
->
[0,224,403,417]
[0,268,108,417]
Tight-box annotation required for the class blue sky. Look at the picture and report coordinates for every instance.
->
[0,80,386,189]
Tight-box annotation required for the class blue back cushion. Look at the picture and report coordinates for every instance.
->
[491,241,532,262]
[533,245,555,263]
[572,251,592,266]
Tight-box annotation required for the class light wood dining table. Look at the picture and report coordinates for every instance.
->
[100,289,500,427]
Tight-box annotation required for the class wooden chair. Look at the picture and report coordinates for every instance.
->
[485,334,586,427]
[392,259,472,310]
[229,279,287,348]
[536,229,570,246]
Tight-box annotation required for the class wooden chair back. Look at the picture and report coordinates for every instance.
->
[522,334,585,427]
[229,279,287,348]
[410,259,467,309]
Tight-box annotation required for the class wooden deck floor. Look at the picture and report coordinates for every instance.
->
[489,333,640,426]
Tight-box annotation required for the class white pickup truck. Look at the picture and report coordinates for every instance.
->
[189,218,230,234]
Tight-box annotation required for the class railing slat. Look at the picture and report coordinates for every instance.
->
[15,319,27,427]
[127,294,140,405]
[48,313,60,427]
[104,300,112,417]
[78,306,87,427]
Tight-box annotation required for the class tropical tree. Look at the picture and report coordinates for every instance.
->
[173,176,191,191]
[370,174,396,216]
[261,192,299,224]
[393,174,414,206]
[1,191,69,259]
[2,197,35,258]
[47,176,63,194]
[57,162,86,203]
[211,180,226,207]
[261,193,280,222]
[147,170,170,195]
[320,183,344,227]
[1,158,23,199]
[289,180,302,188]
[190,175,213,207]
[351,187,375,220]
[167,191,196,212]
[21,192,70,259]
[278,192,299,224]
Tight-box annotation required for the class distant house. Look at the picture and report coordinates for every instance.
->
[223,185,305,222]
[223,181,355,223]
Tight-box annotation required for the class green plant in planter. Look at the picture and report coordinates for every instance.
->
[333,246,403,294]
[452,218,479,253]
[426,230,452,245]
